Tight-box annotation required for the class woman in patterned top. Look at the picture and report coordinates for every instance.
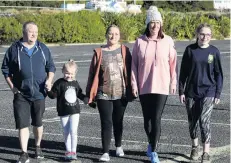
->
[86,24,134,162]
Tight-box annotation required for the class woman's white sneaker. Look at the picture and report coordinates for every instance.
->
[116,147,124,157]
[99,153,110,162]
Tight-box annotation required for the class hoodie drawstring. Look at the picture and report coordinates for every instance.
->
[17,48,21,71]
[39,46,46,65]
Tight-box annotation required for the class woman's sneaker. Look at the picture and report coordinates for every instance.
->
[190,146,199,160]
[200,152,210,163]
[65,152,72,160]
[150,152,160,163]
[99,153,110,162]
[116,147,124,157]
[17,152,30,163]
[146,144,152,157]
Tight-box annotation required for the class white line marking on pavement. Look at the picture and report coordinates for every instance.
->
[0,88,10,91]
[55,60,91,64]
[161,144,230,163]
[44,107,230,126]
[0,127,191,148]
[177,51,230,56]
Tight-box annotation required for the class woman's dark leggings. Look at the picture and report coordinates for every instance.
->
[97,99,127,153]
[139,94,168,152]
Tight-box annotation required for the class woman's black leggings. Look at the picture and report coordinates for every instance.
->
[139,94,168,152]
[97,99,127,153]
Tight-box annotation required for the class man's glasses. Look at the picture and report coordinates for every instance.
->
[199,33,212,37]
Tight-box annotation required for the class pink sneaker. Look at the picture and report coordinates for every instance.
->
[71,152,77,160]
[65,152,72,160]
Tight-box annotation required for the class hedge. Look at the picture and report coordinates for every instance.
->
[0,10,230,44]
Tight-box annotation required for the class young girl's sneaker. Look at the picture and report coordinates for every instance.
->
[190,146,199,160]
[65,152,72,160]
[71,152,77,160]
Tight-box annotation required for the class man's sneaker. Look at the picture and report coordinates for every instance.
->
[99,153,110,162]
[116,147,124,157]
[146,144,152,157]
[190,146,199,160]
[35,146,44,159]
[17,152,30,163]
[65,152,72,160]
[71,152,77,160]
[200,152,210,163]
[150,152,160,163]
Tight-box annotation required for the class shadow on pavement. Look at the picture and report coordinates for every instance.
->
[0,135,105,162]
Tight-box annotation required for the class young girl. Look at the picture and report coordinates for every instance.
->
[47,59,88,160]
[179,23,223,162]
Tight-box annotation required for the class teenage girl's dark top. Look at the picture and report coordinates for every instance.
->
[47,78,88,116]
[179,43,223,99]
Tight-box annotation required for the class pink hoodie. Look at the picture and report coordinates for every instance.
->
[131,34,177,95]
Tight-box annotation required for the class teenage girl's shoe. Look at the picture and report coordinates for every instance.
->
[200,152,210,163]
[150,152,160,163]
[99,153,110,162]
[190,146,199,160]
[146,144,152,157]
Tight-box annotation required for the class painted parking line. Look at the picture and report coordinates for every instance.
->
[160,144,230,163]
[0,127,191,148]
[43,108,230,126]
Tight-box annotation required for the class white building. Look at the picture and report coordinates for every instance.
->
[213,0,231,9]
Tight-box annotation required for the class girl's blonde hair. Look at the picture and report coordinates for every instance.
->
[62,59,78,74]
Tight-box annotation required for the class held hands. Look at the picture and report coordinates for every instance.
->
[45,79,52,91]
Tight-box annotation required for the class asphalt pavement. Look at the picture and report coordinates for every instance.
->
[0,40,229,163]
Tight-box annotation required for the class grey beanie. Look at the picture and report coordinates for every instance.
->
[145,6,163,26]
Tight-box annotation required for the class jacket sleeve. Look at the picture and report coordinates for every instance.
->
[44,46,56,73]
[1,49,12,78]
[86,52,97,97]
[169,38,177,90]
[179,46,190,96]
[125,46,136,101]
[125,47,132,87]
[131,39,139,92]
[214,49,223,99]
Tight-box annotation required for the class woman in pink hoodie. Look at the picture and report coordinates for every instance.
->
[131,6,177,163]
